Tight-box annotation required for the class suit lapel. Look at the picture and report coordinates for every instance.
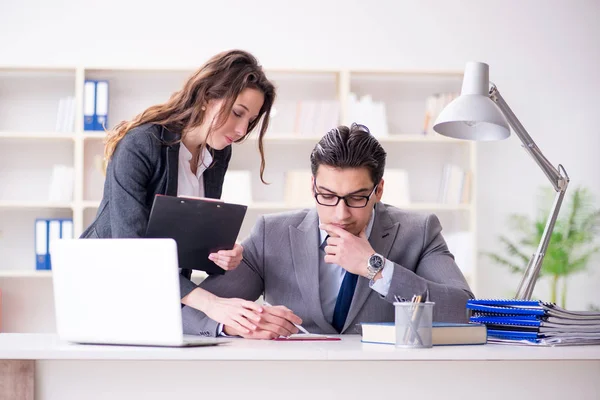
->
[289,209,337,334]
[342,204,400,332]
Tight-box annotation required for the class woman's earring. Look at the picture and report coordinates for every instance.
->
[201,106,206,111]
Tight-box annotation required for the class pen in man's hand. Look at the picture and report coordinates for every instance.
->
[262,301,311,335]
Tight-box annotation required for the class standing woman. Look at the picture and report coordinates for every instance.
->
[81,50,275,336]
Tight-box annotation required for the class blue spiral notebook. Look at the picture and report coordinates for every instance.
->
[466,299,600,346]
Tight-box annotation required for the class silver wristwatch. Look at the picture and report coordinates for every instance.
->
[366,253,385,280]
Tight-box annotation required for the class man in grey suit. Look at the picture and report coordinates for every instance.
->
[182,123,474,338]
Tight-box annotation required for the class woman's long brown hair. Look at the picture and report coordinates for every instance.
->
[104,50,276,183]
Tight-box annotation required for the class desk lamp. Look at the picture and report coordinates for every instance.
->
[433,62,570,299]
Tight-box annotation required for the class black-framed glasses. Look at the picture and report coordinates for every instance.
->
[314,182,379,208]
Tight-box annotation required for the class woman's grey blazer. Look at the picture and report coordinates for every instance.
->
[80,123,231,298]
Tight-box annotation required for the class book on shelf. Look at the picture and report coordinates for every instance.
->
[466,299,600,346]
[83,80,109,131]
[381,169,410,206]
[438,164,471,204]
[35,218,74,270]
[284,170,313,207]
[361,321,487,346]
[294,100,340,136]
[55,96,75,133]
[347,93,389,137]
[423,93,458,135]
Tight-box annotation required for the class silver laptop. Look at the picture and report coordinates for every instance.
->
[51,238,224,347]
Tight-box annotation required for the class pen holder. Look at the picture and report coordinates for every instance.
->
[394,301,434,348]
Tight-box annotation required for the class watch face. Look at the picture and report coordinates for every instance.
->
[369,254,384,269]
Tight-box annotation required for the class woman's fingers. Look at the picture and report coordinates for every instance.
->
[217,244,243,258]
[227,319,250,335]
[234,315,257,332]
[241,300,264,314]
[209,253,243,270]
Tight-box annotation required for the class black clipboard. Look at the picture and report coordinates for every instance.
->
[145,195,247,275]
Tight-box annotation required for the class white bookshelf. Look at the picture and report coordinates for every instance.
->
[0,65,477,291]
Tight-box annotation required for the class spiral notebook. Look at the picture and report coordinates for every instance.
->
[467,299,600,346]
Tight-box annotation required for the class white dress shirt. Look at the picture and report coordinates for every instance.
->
[177,144,212,197]
[318,208,394,323]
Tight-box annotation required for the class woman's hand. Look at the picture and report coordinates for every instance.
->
[203,295,263,334]
[223,304,302,339]
[208,243,243,271]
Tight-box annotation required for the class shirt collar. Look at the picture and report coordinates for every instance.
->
[180,144,213,174]
[318,206,376,246]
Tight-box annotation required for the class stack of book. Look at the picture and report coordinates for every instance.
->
[467,299,600,346]
[361,321,487,346]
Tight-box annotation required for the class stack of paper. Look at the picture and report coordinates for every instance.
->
[467,299,600,346]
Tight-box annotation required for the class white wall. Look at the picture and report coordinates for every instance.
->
[1,0,599,308]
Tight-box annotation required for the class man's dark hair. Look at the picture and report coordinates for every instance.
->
[310,123,387,185]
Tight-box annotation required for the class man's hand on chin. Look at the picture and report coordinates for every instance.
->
[320,223,376,278]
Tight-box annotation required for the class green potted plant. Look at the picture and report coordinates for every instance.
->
[484,186,600,307]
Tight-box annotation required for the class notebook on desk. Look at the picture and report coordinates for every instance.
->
[361,322,487,346]
[466,299,600,346]
[145,195,247,275]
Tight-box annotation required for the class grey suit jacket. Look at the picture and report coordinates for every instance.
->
[80,123,231,299]
[182,203,474,336]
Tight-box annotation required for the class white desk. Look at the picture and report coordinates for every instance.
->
[1,333,599,400]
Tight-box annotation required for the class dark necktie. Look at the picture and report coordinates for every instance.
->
[332,271,358,333]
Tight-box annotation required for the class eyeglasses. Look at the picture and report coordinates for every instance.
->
[313,182,379,208]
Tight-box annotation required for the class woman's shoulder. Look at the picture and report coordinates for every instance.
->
[124,123,179,145]
[111,124,179,166]
[117,123,180,154]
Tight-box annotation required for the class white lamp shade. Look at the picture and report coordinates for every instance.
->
[433,62,510,141]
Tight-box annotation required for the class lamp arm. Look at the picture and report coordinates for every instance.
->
[490,86,569,192]
[489,85,571,300]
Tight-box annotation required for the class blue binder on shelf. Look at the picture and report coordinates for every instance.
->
[83,80,96,131]
[94,80,109,131]
[34,218,74,270]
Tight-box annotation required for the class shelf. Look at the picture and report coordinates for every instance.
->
[251,133,465,144]
[0,131,110,141]
[0,65,478,294]
[0,201,73,209]
[78,132,462,143]
[0,132,462,143]
[0,131,76,140]
[0,270,53,278]
[82,132,108,139]
[404,203,472,211]
[79,200,471,212]
[248,202,471,211]
[0,269,208,279]
[82,200,101,209]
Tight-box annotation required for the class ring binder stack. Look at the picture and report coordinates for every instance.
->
[466,299,600,346]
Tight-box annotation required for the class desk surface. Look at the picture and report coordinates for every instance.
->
[1,333,600,361]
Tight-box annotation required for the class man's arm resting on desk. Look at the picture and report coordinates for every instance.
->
[185,216,301,338]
